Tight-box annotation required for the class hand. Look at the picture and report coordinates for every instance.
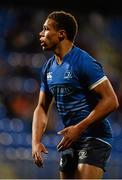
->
[32,143,48,168]
[57,125,81,151]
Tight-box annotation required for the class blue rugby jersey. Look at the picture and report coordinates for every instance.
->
[40,46,112,141]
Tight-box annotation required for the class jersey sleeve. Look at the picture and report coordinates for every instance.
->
[40,63,53,98]
[78,52,107,90]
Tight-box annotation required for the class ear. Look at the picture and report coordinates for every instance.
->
[58,30,65,41]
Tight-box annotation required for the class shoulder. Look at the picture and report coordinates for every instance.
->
[72,46,92,69]
[72,46,93,64]
[72,47,104,76]
[75,47,101,68]
[72,46,87,57]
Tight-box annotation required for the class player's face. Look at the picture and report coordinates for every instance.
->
[39,18,60,51]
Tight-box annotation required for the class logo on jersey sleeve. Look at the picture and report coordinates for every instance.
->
[47,72,52,80]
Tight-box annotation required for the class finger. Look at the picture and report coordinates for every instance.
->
[57,139,72,151]
[57,128,68,135]
[62,139,72,150]
[36,151,42,161]
[57,137,70,151]
[57,137,65,149]
[34,158,43,167]
[35,159,43,167]
[35,160,43,168]
[42,146,48,154]
[34,153,41,163]
[57,144,64,151]
[34,153,43,167]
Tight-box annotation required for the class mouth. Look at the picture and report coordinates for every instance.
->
[40,41,48,50]
[40,38,45,45]
[40,40,45,46]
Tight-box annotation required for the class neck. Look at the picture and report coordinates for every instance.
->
[54,41,73,64]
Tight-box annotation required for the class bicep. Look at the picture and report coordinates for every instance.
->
[93,79,118,101]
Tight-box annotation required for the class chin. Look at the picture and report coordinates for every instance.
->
[43,46,53,51]
[41,46,47,51]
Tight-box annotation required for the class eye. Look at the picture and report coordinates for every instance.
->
[43,26,49,31]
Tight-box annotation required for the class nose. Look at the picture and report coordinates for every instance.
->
[39,30,44,37]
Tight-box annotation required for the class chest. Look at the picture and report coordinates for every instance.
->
[46,61,78,86]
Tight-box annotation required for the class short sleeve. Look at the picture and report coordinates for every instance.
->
[78,52,107,90]
[40,63,53,98]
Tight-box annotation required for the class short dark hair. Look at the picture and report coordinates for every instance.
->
[47,11,78,42]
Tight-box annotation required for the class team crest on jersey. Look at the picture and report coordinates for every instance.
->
[64,70,72,79]
[47,72,52,80]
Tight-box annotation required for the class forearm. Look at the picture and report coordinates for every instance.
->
[32,106,48,146]
[76,97,118,132]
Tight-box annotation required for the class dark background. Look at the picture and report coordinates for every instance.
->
[0,0,122,14]
[0,0,122,179]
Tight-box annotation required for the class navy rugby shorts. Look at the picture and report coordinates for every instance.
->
[59,137,112,172]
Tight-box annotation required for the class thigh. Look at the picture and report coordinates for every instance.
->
[60,163,103,179]
[75,163,103,179]
[60,171,75,179]
[77,138,112,171]
[74,137,112,179]
[59,148,78,179]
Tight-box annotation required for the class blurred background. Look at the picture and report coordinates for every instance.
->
[0,0,122,178]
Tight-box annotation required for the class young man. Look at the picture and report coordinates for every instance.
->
[32,11,119,179]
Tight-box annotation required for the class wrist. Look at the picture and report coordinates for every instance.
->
[75,119,90,133]
[32,139,41,146]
